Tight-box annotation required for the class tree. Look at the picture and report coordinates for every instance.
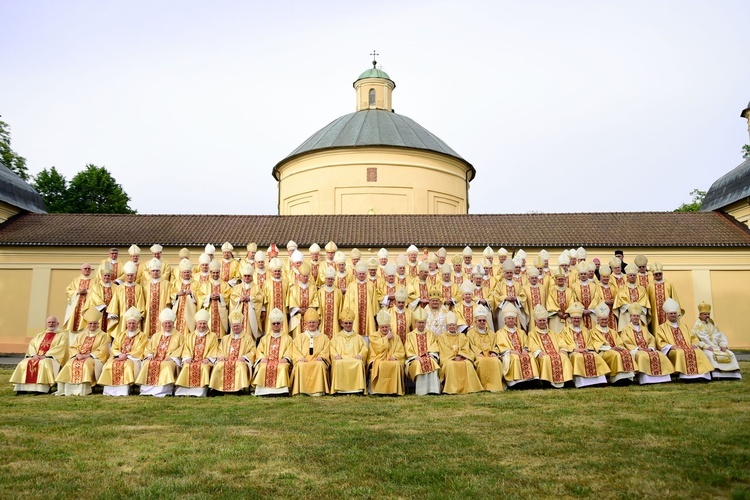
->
[743,144,750,160]
[674,189,706,213]
[31,164,136,214]
[0,119,29,181]
[65,164,136,214]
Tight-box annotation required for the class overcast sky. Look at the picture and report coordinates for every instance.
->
[2,1,749,215]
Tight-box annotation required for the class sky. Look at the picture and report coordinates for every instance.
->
[2,1,749,215]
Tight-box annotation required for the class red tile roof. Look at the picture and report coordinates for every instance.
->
[0,212,748,248]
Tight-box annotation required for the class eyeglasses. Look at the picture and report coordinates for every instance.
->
[271,322,282,325]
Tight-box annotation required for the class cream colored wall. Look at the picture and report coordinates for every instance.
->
[277,148,470,215]
[355,77,394,111]
[724,199,750,227]
[1,245,749,352]
[0,201,20,224]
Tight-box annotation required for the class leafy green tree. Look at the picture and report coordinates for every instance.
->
[0,120,29,181]
[742,144,750,160]
[674,189,706,213]
[65,164,136,214]
[32,167,69,213]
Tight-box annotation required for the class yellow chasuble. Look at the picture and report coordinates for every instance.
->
[466,326,504,391]
[143,279,172,338]
[571,281,602,330]
[252,332,293,391]
[197,280,231,338]
[98,330,148,387]
[546,287,575,333]
[647,280,679,333]
[343,280,378,337]
[262,278,289,335]
[590,325,636,377]
[170,279,199,335]
[620,323,674,376]
[56,330,110,386]
[135,330,184,386]
[614,284,651,331]
[318,286,344,340]
[561,325,610,378]
[10,330,69,389]
[436,332,483,394]
[229,282,264,339]
[528,329,573,386]
[655,321,713,376]
[290,331,331,396]
[63,275,92,333]
[115,282,146,335]
[329,330,368,394]
[287,283,320,338]
[404,329,440,381]
[368,330,405,395]
[389,307,413,346]
[88,282,120,337]
[495,326,540,383]
[175,331,219,388]
[209,333,256,392]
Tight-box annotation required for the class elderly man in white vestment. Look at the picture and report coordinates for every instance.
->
[404,306,441,395]
[691,302,742,379]
[10,316,69,394]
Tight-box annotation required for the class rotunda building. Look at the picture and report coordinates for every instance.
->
[272,61,476,215]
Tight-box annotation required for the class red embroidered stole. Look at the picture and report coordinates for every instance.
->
[210,283,221,334]
[539,333,564,383]
[223,337,242,391]
[395,311,407,344]
[506,284,516,300]
[25,332,56,384]
[101,286,113,332]
[603,331,634,371]
[125,285,136,309]
[638,274,649,288]
[671,326,698,375]
[72,279,91,331]
[530,286,541,309]
[628,286,640,304]
[409,264,417,277]
[573,330,597,377]
[175,282,192,333]
[188,336,207,387]
[416,334,435,373]
[70,335,96,384]
[654,283,666,325]
[264,336,281,387]
[634,329,662,375]
[322,291,335,339]
[508,331,533,379]
[419,282,428,302]
[112,335,136,385]
[357,282,367,336]
[601,287,617,329]
[556,290,568,314]
[146,334,172,385]
[336,275,347,293]
[300,287,309,310]
[221,261,231,282]
[463,304,474,328]
[148,281,161,335]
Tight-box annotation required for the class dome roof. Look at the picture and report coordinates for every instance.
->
[701,157,750,212]
[272,109,475,180]
[0,161,46,215]
[356,68,392,82]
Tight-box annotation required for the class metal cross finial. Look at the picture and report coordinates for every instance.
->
[370,50,379,68]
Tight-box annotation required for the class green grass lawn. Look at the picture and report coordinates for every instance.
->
[2,364,749,499]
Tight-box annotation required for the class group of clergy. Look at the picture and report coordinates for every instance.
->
[9,241,742,397]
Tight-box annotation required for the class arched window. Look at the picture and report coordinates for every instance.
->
[368,88,376,106]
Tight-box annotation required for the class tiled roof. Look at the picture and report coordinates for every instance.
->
[0,162,46,214]
[701,158,750,212]
[1,212,749,248]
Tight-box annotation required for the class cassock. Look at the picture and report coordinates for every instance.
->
[10,329,69,393]
[495,326,539,387]
[171,279,199,335]
[55,329,109,396]
[655,321,713,380]
[528,328,573,388]
[63,274,93,333]
[252,331,294,396]
[436,331,484,394]
[561,325,610,388]
[620,323,674,384]
[404,329,441,395]
[209,333,256,392]
[175,330,219,396]
[368,330,406,395]
[98,329,148,396]
[290,330,331,396]
[329,329,368,394]
[466,326,504,392]
[343,280,378,337]
[135,330,184,397]
[143,278,172,338]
